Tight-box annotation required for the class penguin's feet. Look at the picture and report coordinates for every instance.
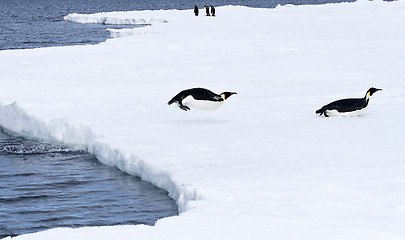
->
[179,105,190,111]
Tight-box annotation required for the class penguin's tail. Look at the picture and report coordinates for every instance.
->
[315,108,324,116]
[168,97,178,105]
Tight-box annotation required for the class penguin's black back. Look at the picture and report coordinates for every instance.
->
[320,97,368,113]
[168,88,222,105]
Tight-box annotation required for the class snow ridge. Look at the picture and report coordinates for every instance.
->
[0,102,197,212]
[64,13,168,26]
[0,102,95,146]
[88,141,199,212]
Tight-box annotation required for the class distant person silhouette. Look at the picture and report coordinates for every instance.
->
[194,5,199,16]
[210,5,215,16]
[204,6,210,16]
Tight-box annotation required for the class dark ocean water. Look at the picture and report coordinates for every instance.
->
[0,0,356,50]
[0,129,178,239]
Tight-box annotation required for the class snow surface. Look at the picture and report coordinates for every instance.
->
[2,1,405,239]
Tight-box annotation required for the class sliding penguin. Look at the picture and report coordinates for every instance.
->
[168,88,237,111]
[316,87,382,117]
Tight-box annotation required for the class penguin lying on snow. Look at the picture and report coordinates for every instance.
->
[316,87,382,117]
[168,88,237,111]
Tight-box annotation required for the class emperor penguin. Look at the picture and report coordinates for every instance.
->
[316,87,382,117]
[168,88,237,111]
[205,6,210,16]
[194,5,199,16]
[210,5,215,16]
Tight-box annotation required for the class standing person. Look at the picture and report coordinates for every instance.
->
[210,5,215,16]
[205,6,210,16]
[194,5,199,16]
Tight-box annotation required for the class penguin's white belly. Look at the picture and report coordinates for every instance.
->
[182,95,224,110]
[326,105,369,117]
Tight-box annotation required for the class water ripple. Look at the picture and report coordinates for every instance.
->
[0,194,52,203]
[0,142,85,155]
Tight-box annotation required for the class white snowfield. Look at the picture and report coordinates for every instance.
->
[1,1,405,239]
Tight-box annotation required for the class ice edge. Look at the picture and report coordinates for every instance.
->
[0,101,199,213]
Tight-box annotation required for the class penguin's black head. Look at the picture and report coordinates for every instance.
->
[221,92,237,100]
[367,87,382,96]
